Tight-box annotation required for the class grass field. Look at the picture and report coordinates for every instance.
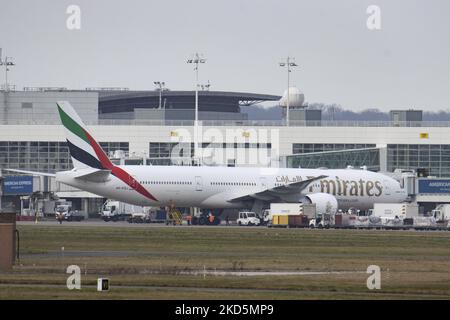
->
[1,225,450,299]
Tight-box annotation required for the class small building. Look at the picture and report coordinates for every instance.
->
[390,110,423,125]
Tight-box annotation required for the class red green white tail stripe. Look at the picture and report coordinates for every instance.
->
[56,101,157,201]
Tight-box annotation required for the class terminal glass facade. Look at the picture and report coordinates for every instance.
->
[387,144,450,177]
[149,142,194,159]
[292,143,376,154]
[0,141,129,173]
[148,142,272,166]
[99,142,129,157]
[0,141,71,173]
[287,147,380,171]
[288,143,450,177]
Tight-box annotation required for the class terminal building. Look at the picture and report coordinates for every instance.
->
[1,87,450,215]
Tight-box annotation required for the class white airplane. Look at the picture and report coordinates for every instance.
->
[6,101,408,214]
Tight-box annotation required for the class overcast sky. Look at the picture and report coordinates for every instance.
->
[0,0,449,111]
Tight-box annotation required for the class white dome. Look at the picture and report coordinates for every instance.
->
[279,87,305,108]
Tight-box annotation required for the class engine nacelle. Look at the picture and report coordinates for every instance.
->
[302,193,338,215]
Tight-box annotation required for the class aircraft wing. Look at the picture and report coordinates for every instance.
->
[1,169,56,177]
[227,175,328,203]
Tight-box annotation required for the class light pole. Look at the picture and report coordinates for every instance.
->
[153,81,166,109]
[0,49,16,92]
[279,57,298,126]
[187,53,206,165]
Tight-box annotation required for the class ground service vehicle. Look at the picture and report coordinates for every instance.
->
[237,211,261,226]
[102,200,133,222]
[309,213,331,228]
[55,202,72,222]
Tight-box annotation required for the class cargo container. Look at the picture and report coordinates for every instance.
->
[341,214,358,227]
[288,215,309,228]
[413,216,437,228]
[272,215,289,227]
[369,203,418,219]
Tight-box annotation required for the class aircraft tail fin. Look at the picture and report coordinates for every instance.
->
[56,101,114,170]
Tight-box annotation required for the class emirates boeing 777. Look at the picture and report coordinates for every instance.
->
[6,101,408,214]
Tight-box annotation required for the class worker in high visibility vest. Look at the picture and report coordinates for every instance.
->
[208,213,215,225]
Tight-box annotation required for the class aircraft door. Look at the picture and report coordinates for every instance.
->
[383,180,391,196]
[195,176,203,191]
[260,177,267,189]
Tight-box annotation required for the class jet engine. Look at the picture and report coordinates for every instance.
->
[302,193,338,215]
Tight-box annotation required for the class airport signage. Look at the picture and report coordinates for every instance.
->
[418,179,450,194]
[2,176,34,195]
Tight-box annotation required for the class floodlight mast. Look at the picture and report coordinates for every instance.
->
[0,49,16,92]
[187,53,206,165]
[279,57,298,126]
[153,81,166,109]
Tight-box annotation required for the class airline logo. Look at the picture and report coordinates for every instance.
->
[57,102,158,202]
